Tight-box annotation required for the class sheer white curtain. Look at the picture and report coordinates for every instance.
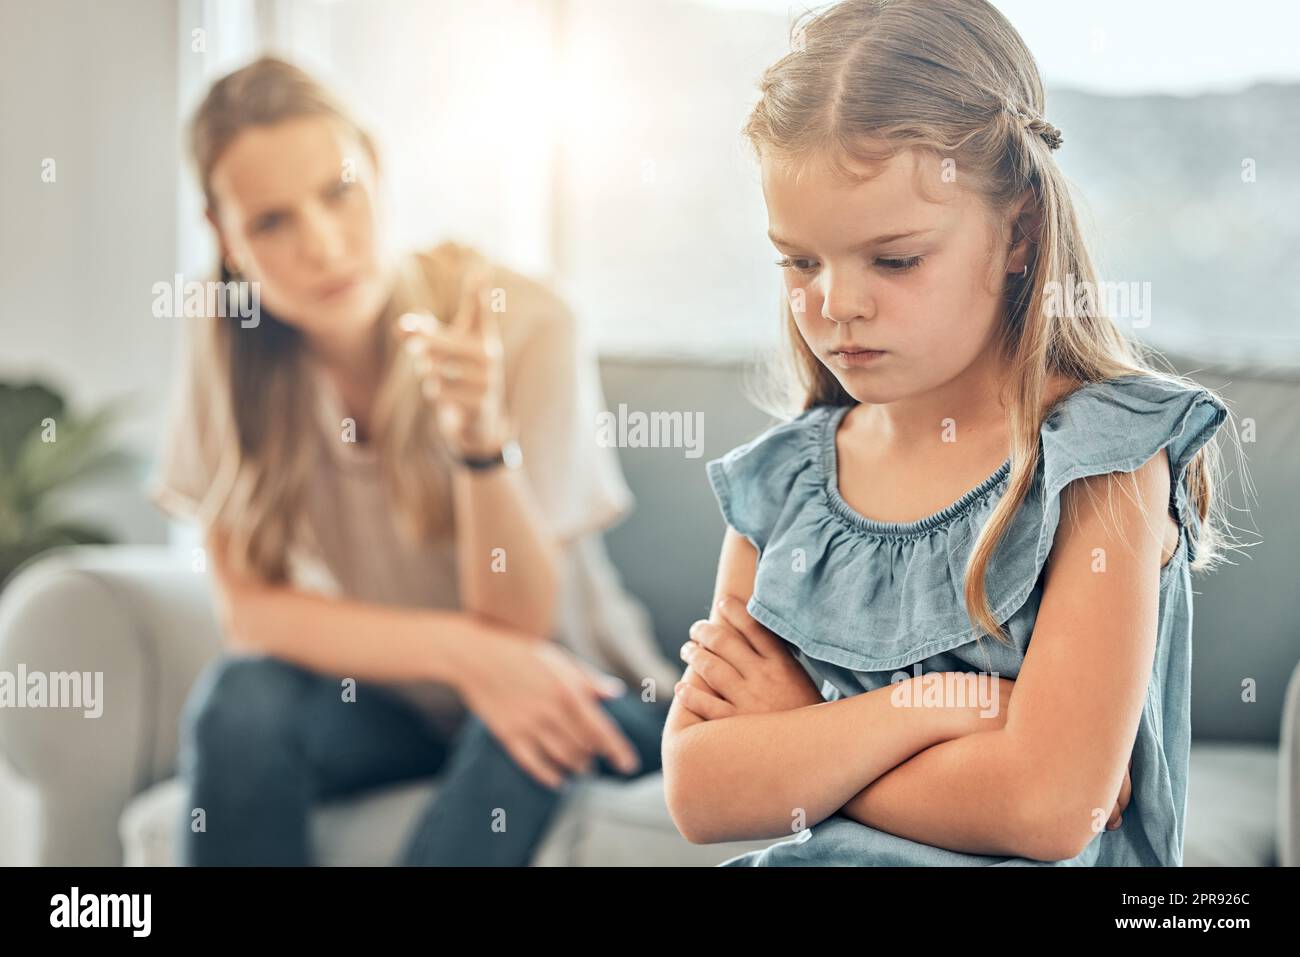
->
[173,0,1300,360]
[173,0,793,358]
[175,0,557,282]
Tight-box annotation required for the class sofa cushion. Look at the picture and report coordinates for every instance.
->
[1183,742,1278,866]
[123,746,1277,867]
[118,771,777,867]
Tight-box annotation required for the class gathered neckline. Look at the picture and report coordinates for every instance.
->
[819,403,1013,538]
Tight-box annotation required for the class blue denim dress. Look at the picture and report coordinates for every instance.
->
[704,373,1229,866]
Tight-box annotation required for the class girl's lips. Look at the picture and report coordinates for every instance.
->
[831,348,888,369]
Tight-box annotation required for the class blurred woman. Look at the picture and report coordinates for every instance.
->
[153,55,678,866]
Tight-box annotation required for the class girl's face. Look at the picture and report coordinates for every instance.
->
[207,115,391,344]
[761,148,1017,405]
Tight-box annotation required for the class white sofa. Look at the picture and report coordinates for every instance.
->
[0,545,778,866]
[1,356,1296,866]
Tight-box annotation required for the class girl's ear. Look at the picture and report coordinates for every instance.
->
[1005,188,1043,274]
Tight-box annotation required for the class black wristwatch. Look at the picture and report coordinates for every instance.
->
[453,438,523,471]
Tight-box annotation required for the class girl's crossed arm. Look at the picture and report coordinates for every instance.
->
[664,452,1166,858]
[661,525,994,845]
[836,457,1168,860]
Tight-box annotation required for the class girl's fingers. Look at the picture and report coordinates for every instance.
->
[679,640,742,699]
[1106,803,1121,829]
[1107,768,1133,830]
[716,595,781,656]
[689,618,759,674]
[674,679,736,721]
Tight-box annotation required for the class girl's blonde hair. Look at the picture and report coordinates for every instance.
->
[743,0,1241,646]
[187,55,473,581]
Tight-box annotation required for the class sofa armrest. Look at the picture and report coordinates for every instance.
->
[0,545,222,864]
[1281,655,1300,867]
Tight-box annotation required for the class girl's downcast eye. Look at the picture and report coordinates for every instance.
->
[877,256,924,273]
[774,256,818,274]
[774,255,925,274]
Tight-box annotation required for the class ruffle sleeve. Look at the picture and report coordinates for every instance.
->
[704,406,831,554]
[1040,373,1229,564]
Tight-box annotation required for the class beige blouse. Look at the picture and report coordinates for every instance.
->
[151,241,680,736]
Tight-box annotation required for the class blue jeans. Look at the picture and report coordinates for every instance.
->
[174,654,669,866]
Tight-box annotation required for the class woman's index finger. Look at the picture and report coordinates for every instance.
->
[453,265,491,335]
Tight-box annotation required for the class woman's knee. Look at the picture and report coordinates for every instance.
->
[179,655,314,761]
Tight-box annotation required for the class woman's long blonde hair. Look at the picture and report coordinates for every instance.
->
[186,56,472,581]
[744,0,1242,646]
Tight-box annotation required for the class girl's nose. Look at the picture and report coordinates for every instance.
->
[820,270,875,323]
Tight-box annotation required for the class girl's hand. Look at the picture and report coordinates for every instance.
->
[459,625,641,790]
[1106,754,1134,831]
[673,594,823,719]
[398,266,511,458]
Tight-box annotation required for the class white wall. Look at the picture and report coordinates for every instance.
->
[0,0,181,547]
[0,2,186,860]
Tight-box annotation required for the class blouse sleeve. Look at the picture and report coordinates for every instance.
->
[500,280,635,547]
[704,407,824,554]
[1039,373,1230,563]
[148,323,225,526]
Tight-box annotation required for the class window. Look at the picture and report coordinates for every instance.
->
[178,0,1300,362]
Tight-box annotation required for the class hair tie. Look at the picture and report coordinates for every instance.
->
[1004,102,1063,151]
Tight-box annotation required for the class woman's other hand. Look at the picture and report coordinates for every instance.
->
[398,264,510,458]
[458,623,642,790]
[673,594,824,719]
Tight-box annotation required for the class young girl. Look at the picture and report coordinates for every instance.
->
[662,0,1236,866]
[153,56,678,866]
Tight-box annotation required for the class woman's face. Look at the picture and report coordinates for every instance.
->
[207,115,391,343]
[761,147,1016,405]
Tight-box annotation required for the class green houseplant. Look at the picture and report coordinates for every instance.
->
[0,381,133,590]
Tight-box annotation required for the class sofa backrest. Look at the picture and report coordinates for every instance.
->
[597,353,1299,745]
